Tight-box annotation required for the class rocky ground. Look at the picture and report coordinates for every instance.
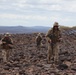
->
[0,29,76,75]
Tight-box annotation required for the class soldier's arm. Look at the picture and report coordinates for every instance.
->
[1,38,5,41]
[1,38,6,43]
[45,29,52,43]
[10,38,13,44]
[11,39,13,44]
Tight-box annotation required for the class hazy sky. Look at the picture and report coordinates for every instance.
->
[0,0,76,27]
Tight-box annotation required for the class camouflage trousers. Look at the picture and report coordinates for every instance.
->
[47,42,59,63]
[2,49,10,62]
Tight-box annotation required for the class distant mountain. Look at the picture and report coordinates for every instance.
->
[0,26,50,33]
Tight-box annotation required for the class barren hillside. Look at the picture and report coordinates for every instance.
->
[0,28,76,75]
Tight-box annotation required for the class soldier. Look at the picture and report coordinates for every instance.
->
[35,33,42,49]
[46,22,62,64]
[1,32,13,62]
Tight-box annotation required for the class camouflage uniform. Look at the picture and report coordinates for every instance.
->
[36,33,42,49]
[1,33,13,62]
[46,22,62,63]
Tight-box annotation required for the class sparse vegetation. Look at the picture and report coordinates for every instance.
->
[72,26,76,29]
[60,25,71,30]
[0,29,76,74]
[60,25,76,30]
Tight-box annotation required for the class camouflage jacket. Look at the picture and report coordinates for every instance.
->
[2,37,13,44]
[1,36,13,49]
[46,28,61,43]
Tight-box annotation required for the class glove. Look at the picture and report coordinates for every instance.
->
[48,40,51,43]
